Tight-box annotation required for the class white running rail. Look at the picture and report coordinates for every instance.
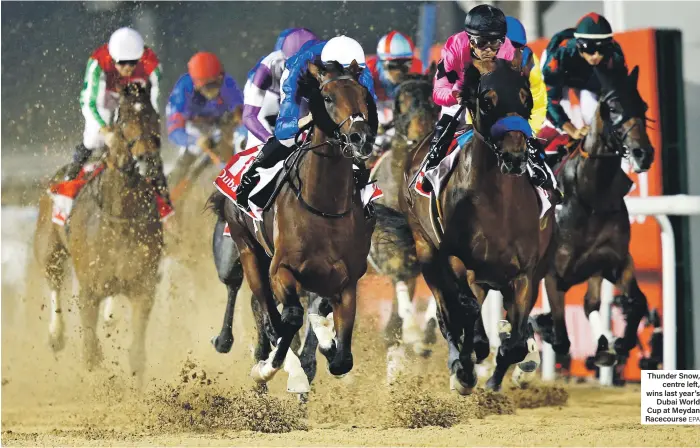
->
[538,195,700,384]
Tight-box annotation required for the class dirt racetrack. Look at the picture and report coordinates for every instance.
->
[2,180,699,447]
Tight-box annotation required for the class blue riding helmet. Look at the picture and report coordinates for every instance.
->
[505,16,527,46]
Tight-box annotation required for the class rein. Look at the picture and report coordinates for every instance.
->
[278,74,369,219]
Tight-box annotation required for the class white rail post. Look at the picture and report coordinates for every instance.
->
[656,214,677,370]
[540,281,556,381]
[599,280,615,386]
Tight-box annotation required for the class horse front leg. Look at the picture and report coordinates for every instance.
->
[538,273,571,355]
[329,283,358,377]
[127,289,155,388]
[583,274,616,367]
[486,274,534,391]
[421,260,476,395]
[608,254,649,361]
[34,205,69,352]
[77,289,103,372]
[251,264,309,394]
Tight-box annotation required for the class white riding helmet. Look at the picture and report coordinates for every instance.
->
[321,35,366,67]
[108,27,145,62]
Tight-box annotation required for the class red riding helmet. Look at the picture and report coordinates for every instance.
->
[188,52,223,87]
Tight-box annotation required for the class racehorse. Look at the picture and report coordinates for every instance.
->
[530,66,655,371]
[209,60,376,391]
[33,83,163,385]
[368,71,442,360]
[401,58,555,392]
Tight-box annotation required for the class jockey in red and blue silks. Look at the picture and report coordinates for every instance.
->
[234,35,378,212]
[166,52,244,185]
[242,28,318,149]
[366,31,424,127]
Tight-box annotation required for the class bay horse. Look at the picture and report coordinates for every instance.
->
[33,83,163,385]
[368,71,442,361]
[401,58,556,392]
[209,60,376,391]
[531,66,655,370]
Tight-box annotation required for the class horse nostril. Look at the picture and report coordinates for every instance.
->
[349,132,364,145]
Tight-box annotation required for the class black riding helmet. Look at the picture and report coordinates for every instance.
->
[464,4,507,38]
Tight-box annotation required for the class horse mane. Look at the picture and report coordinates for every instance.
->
[206,190,228,221]
[595,66,649,120]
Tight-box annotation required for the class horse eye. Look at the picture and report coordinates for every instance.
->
[323,96,333,104]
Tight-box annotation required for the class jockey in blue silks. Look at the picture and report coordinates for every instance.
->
[235,35,378,211]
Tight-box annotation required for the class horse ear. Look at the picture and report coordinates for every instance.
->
[347,59,363,79]
[307,61,326,83]
[629,66,640,86]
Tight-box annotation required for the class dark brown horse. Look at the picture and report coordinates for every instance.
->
[368,72,442,369]
[210,60,376,391]
[34,83,163,385]
[531,66,655,371]
[401,59,555,392]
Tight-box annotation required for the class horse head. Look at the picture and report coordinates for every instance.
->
[464,58,533,176]
[393,66,441,144]
[112,82,161,180]
[594,66,654,173]
[303,60,376,159]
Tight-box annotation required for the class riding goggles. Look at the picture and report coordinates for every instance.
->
[384,59,413,71]
[115,59,139,67]
[576,38,612,55]
[469,36,504,51]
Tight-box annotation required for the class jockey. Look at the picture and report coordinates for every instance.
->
[505,16,560,198]
[234,35,378,212]
[166,52,244,185]
[538,12,628,154]
[422,4,514,192]
[366,31,424,128]
[66,27,162,181]
[242,28,318,149]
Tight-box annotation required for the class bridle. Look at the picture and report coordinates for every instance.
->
[286,74,371,219]
[575,90,645,161]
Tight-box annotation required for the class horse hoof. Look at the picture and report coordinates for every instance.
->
[250,360,278,383]
[319,341,337,364]
[286,371,311,394]
[450,372,475,396]
[329,353,353,378]
[423,318,438,345]
[411,341,432,358]
[298,392,309,405]
[485,376,502,392]
[211,333,234,353]
[511,365,536,388]
[594,336,617,367]
[594,350,617,367]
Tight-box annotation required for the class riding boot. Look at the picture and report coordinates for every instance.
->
[235,137,294,210]
[353,160,375,220]
[64,143,93,181]
[422,114,458,193]
[528,140,563,205]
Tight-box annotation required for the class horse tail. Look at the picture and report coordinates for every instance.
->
[206,190,228,221]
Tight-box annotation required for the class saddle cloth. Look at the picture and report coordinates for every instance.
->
[215,142,383,224]
[49,162,174,226]
[414,129,552,220]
